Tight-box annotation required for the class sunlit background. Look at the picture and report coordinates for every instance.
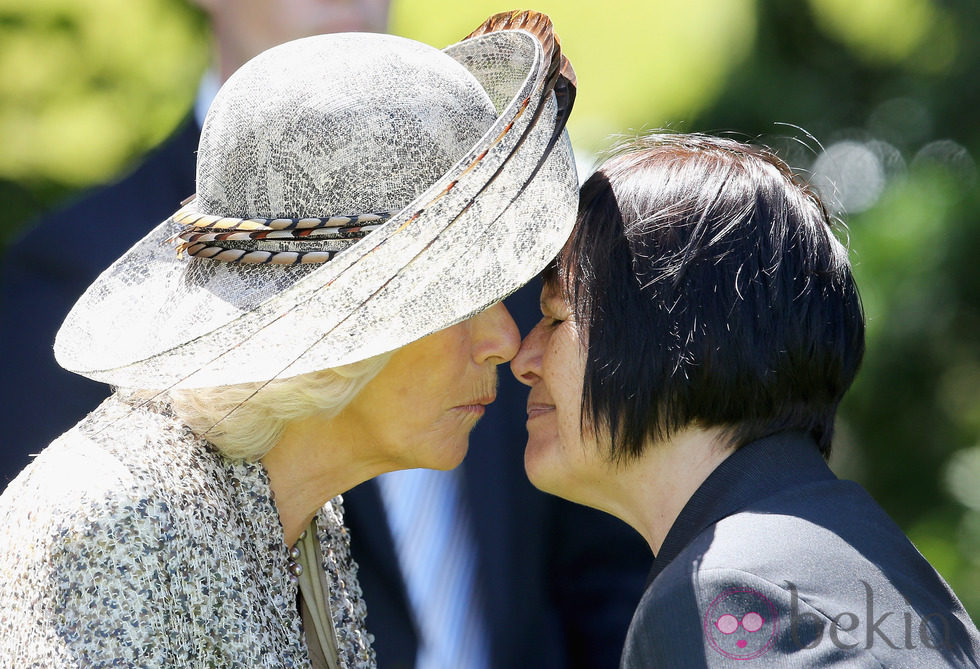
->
[1,0,978,619]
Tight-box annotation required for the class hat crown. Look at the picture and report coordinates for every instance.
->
[56,17,580,390]
[195,33,497,219]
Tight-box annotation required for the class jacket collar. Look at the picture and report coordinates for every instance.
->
[648,430,836,585]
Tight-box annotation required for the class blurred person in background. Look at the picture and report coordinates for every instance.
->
[0,3,649,668]
[0,0,391,474]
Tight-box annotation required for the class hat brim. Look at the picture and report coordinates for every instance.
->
[54,17,577,390]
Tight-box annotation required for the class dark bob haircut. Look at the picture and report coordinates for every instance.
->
[547,133,865,461]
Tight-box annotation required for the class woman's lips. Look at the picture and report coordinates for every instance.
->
[453,404,487,416]
[526,402,555,420]
[453,395,495,414]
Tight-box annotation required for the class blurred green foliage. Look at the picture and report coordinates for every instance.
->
[0,0,208,247]
[391,0,758,150]
[0,0,977,620]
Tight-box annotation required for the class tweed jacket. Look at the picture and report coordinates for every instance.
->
[0,394,376,668]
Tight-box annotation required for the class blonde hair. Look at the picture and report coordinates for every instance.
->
[159,353,391,460]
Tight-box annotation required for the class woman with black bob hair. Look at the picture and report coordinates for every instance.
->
[512,133,980,667]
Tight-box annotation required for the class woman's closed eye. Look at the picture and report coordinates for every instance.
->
[539,292,573,329]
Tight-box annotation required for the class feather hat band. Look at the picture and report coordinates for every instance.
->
[54,11,578,390]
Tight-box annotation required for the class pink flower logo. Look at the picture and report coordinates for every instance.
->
[703,588,778,660]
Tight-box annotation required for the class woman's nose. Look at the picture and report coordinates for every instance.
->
[472,302,520,365]
[510,322,544,387]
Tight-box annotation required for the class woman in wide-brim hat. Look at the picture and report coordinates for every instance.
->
[0,12,577,667]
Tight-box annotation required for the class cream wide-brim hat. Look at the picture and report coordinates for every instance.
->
[54,11,578,390]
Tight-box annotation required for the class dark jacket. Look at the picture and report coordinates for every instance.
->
[1,120,200,481]
[621,431,980,668]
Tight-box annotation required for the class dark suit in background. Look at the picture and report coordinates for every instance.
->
[0,119,199,479]
[621,431,980,668]
[0,123,651,668]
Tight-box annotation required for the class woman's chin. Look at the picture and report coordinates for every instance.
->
[524,440,604,509]
[523,440,565,496]
[412,437,469,471]
[439,445,469,471]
